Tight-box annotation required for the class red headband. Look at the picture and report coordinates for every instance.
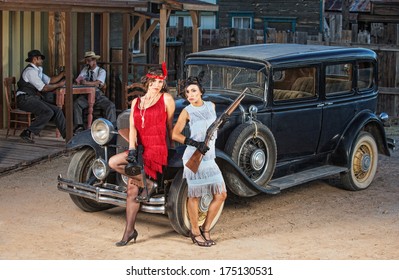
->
[146,61,168,80]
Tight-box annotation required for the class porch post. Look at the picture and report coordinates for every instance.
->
[159,6,168,63]
[190,11,200,53]
[65,10,73,141]
[122,13,130,110]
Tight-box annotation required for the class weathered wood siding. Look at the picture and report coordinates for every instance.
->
[217,0,321,35]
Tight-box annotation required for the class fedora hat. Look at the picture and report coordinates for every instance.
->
[81,51,100,62]
[25,49,45,62]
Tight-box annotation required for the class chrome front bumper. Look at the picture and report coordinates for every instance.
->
[387,137,396,151]
[57,175,166,214]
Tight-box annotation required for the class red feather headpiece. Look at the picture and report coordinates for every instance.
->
[146,61,168,80]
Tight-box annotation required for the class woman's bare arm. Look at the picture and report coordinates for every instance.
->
[164,93,176,147]
[172,109,189,144]
[129,98,138,149]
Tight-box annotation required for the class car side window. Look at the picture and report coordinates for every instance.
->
[358,61,374,92]
[273,66,317,101]
[325,63,353,96]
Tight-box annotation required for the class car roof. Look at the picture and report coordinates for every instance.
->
[186,44,377,66]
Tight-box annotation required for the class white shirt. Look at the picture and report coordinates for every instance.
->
[76,65,106,84]
[17,63,50,95]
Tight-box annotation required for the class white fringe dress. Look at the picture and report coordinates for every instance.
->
[182,101,226,198]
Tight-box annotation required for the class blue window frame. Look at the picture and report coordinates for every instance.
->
[229,12,254,29]
[263,16,297,42]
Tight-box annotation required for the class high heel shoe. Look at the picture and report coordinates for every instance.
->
[136,180,158,202]
[199,226,216,245]
[190,231,212,247]
[115,229,138,247]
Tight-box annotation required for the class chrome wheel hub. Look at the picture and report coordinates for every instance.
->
[361,154,371,172]
[251,149,266,171]
[199,193,213,212]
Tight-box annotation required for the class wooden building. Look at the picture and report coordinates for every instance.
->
[0,0,218,139]
[325,0,399,117]
[217,0,323,35]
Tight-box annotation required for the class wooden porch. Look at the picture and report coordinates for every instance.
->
[1,0,219,141]
[0,127,67,176]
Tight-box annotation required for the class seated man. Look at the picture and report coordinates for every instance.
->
[74,51,116,133]
[16,49,66,143]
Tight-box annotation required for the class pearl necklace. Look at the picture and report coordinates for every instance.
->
[139,93,158,128]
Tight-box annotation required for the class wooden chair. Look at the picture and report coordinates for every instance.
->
[3,76,32,138]
[126,83,146,107]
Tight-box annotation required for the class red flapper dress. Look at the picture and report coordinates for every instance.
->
[133,94,168,179]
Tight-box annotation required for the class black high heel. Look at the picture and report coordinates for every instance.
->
[136,180,158,202]
[115,229,138,247]
[190,231,212,247]
[200,226,216,245]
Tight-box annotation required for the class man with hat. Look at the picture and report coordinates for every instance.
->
[16,49,67,143]
[73,51,116,133]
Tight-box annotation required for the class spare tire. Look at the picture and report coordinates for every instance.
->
[224,122,277,195]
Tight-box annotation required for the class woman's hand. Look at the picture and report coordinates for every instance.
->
[184,138,209,155]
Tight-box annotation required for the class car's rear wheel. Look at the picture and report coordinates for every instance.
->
[224,122,277,196]
[167,169,224,236]
[340,131,378,191]
[67,148,114,212]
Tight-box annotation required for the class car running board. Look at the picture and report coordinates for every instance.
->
[267,165,348,190]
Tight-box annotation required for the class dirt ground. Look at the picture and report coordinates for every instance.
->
[0,126,398,260]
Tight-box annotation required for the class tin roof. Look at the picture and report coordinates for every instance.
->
[0,0,218,12]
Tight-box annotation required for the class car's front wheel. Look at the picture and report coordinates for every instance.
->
[67,148,114,212]
[340,131,378,191]
[166,169,224,236]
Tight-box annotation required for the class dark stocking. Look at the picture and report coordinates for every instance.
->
[120,178,140,241]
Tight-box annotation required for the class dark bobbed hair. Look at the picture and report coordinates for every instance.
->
[140,67,168,93]
[179,73,206,99]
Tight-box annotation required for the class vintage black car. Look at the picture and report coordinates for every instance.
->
[58,44,395,236]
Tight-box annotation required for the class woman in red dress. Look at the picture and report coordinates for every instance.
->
[109,64,175,246]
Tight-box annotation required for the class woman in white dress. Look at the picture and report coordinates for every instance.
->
[172,76,227,247]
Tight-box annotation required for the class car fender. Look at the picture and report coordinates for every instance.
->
[332,110,390,166]
[215,149,280,195]
[66,130,115,159]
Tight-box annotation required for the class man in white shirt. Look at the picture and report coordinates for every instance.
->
[16,49,66,143]
[73,51,116,133]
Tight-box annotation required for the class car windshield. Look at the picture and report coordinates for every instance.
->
[187,63,267,98]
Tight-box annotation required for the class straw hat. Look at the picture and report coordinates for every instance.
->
[81,51,100,62]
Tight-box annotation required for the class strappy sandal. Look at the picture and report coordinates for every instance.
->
[200,226,216,245]
[190,231,212,247]
[136,180,158,202]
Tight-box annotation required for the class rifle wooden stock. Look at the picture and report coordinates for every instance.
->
[185,150,204,173]
[185,87,248,173]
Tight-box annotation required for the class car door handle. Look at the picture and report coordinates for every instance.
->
[317,102,334,107]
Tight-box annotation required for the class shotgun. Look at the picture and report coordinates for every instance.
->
[185,87,248,173]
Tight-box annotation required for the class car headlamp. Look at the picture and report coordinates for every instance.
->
[92,158,110,180]
[91,118,116,145]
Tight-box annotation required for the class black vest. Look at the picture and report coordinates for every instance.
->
[17,64,40,96]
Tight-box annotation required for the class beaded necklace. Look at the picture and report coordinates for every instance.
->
[139,93,158,128]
